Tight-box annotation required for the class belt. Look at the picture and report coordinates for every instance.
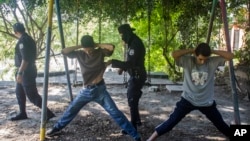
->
[85,79,105,89]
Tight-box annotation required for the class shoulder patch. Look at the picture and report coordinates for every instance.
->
[19,43,24,49]
[129,49,135,56]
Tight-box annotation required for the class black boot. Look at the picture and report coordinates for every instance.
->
[10,113,28,121]
[46,109,56,121]
[136,121,142,126]
[47,112,56,121]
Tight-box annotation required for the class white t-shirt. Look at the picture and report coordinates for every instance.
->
[176,55,225,106]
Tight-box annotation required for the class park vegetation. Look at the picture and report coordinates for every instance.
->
[0,0,249,81]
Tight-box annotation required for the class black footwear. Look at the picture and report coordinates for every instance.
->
[47,113,56,121]
[46,128,61,137]
[136,121,142,126]
[10,113,28,121]
[121,129,128,135]
[135,137,141,141]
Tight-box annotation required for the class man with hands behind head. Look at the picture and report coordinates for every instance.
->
[147,43,234,141]
[46,35,141,141]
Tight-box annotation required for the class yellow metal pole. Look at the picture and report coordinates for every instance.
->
[40,0,54,140]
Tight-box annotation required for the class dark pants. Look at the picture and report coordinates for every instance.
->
[155,97,230,137]
[127,76,145,128]
[15,66,54,117]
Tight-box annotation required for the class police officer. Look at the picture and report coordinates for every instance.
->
[11,22,55,121]
[108,24,147,132]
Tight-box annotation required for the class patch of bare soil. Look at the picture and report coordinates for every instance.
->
[0,82,249,141]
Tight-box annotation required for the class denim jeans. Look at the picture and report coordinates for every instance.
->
[53,83,140,140]
[155,97,230,137]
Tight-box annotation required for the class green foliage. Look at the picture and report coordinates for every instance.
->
[234,28,250,79]
[235,46,250,65]
[229,0,250,80]
[130,5,167,74]
[0,0,49,57]
[92,21,123,61]
[0,0,249,82]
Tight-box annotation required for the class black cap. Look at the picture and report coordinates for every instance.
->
[81,35,95,48]
[13,22,25,33]
[118,24,135,34]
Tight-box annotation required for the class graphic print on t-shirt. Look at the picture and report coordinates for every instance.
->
[191,65,208,86]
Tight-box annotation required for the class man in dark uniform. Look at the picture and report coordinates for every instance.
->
[11,22,55,121]
[107,24,147,132]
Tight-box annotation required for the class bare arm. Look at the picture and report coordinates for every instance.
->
[172,48,194,60]
[61,45,82,55]
[96,43,114,51]
[212,50,234,61]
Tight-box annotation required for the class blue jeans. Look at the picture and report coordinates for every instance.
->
[53,82,140,140]
[155,97,230,137]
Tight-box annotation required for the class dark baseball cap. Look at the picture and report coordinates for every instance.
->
[81,35,95,48]
[13,22,25,33]
[118,24,135,34]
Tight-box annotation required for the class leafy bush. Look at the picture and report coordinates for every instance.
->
[234,29,250,80]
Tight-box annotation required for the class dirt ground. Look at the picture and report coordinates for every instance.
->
[0,78,249,141]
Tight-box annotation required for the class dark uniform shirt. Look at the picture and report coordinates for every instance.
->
[112,33,146,78]
[15,33,36,68]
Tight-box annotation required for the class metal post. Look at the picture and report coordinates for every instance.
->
[40,0,54,140]
[147,0,152,85]
[73,0,80,85]
[55,0,73,101]
[206,0,218,44]
[219,0,241,125]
